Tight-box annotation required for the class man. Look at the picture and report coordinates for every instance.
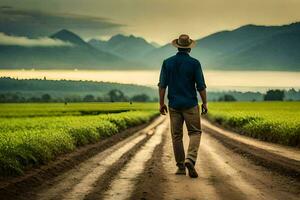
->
[158,34,207,178]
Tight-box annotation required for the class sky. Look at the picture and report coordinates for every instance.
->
[0,0,300,44]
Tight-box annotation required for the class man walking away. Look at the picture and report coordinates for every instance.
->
[158,34,207,178]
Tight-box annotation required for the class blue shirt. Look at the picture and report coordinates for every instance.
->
[158,51,206,109]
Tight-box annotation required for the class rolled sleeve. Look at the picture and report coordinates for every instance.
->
[195,61,206,91]
[158,61,168,88]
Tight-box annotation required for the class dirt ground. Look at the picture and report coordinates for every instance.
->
[159,127,300,200]
[1,117,299,200]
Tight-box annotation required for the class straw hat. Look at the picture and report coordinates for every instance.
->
[172,34,196,48]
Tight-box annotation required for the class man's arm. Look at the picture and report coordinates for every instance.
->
[159,87,168,115]
[158,61,168,115]
[195,61,208,114]
[198,89,208,114]
[199,89,207,104]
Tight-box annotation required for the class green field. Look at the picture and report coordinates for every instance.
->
[207,102,300,147]
[1,102,299,177]
[0,103,158,176]
[0,102,158,117]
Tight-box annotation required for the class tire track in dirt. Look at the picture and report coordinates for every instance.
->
[32,116,166,200]
[160,124,300,200]
[63,133,147,200]
[200,135,269,200]
[3,117,299,200]
[128,132,167,200]
[100,123,168,200]
[200,133,300,200]
[161,126,221,200]
[0,117,159,200]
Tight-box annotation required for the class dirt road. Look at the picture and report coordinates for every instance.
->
[2,116,300,200]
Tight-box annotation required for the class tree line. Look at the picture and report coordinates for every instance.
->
[212,89,298,102]
[0,89,158,103]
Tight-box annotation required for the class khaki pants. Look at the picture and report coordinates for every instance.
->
[169,105,202,167]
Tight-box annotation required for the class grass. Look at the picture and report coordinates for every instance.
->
[0,102,158,118]
[0,103,159,176]
[4,101,298,177]
[207,102,300,147]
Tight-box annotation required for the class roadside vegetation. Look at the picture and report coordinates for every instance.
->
[0,103,158,176]
[207,102,300,147]
[0,102,157,118]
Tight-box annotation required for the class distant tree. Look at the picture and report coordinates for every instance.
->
[41,94,51,102]
[131,94,150,102]
[11,94,20,102]
[288,88,297,93]
[218,94,237,102]
[285,88,300,101]
[96,96,104,102]
[18,96,26,103]
[83,94,95,102]
[264,90,284,101]
[28,96,41,102]
[0,94,5,102]
[108,90,127,102]
[0,93,28,102]
[65,95,82,102]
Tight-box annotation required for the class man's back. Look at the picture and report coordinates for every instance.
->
[159,51,206,109]
[158,34,207,178]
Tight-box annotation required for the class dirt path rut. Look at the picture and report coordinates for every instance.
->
[1,116,299,200]
[142,120,300,200]
[31,116,167,200]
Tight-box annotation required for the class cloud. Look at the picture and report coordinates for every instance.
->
[0,32,72,47]
[0,6,124,38]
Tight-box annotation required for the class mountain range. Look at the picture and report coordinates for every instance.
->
[0,22,299,71]
[89,34,156,64]
[0,29,137,69]
[145,22,300,71]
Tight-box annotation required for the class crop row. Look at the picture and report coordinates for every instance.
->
[0,102,158,118]
[0,111,158,176]
[207,102,300,147]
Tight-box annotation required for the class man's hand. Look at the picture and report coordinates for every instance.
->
[160,104,168,115]
[159,87,167,115]
[201,103,208,115]
[199,89,208,115]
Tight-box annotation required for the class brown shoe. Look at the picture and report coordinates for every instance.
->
[175,167,186,175]
[185,160,198,178]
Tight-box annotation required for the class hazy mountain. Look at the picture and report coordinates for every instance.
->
[212,27,300,70]
[146,43,174,67]
[0,29,133,69]
[148,22,300,71]
[194,22,300,70]
[88,34,156,64]
[51,29,88,46]
[1,22,299,71]
[150,42,161,48]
